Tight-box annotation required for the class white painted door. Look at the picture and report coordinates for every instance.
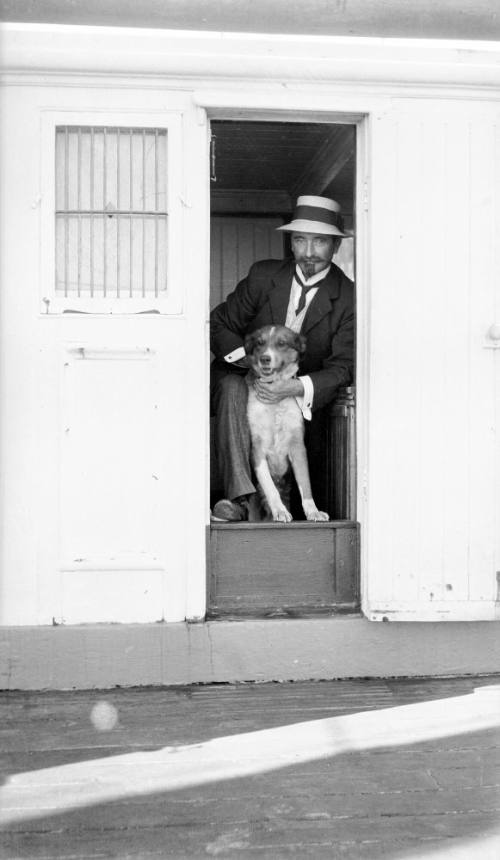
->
[363,100,500,620]
[0,86,209,625]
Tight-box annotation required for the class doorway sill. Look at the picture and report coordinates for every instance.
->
[208,520,359,617]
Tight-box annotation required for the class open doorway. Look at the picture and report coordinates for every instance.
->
[208,119,359,618]
[209,120,355,309]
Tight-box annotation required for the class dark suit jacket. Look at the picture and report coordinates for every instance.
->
[210,258,355,411]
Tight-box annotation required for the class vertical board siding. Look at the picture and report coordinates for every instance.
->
[367,104,500,619]
[210,216,284,309]
[495,125,500,607]
[414,119,448,601]
[468,120,499,601]
[390,117,425,606]
[440,118,472,601]
[367,115,399,606]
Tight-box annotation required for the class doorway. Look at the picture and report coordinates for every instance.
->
[208,119,359,618]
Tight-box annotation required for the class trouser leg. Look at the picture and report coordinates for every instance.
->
[211,372,256,501]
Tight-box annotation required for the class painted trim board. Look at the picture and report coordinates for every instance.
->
[1,618,499,689]
[3,25,500,89]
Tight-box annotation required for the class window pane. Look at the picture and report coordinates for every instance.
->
[55,126,168,298]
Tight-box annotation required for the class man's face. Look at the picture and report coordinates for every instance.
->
[291,232,337,279]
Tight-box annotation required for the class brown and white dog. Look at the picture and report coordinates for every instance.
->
[245,325,329,523]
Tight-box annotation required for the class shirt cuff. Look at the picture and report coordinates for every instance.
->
[224,346,246,363]
[296,375,313,421]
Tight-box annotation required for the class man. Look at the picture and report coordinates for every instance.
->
[210,194,354,521]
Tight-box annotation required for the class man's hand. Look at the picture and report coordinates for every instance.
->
[253,377,304,403]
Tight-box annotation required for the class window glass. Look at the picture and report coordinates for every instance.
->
[55,126,168,299]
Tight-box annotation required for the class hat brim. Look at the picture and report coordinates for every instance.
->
[276,218,350,237]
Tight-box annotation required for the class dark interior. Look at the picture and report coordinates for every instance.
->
[210,120,355,223]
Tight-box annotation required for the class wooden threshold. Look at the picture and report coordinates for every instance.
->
[208,520,359,619]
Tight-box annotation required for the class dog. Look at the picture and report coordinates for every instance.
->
[244,325,329,523]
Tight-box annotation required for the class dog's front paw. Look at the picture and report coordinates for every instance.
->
[309,510,330,522]
[303,502,329,522]
[271,504,293,523]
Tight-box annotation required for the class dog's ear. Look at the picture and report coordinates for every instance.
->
[294,332,307,355]
[244,330,259,354]
[244,328,262,355]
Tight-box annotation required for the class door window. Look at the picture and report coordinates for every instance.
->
[55,126,168,301]
[40,111,183,314]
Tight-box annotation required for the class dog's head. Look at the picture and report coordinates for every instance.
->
[244,325,306,379]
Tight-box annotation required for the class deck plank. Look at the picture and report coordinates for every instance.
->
[1,677,499,858]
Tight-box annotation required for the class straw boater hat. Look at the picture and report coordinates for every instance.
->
[277,195,348,237]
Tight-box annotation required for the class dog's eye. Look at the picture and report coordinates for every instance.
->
[276,340,286,348]
[257,338,265,346]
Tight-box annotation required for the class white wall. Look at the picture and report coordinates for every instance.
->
[0,24,499,629]
[366,101,500,619]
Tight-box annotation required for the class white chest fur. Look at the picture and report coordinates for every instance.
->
[247,390,304,478]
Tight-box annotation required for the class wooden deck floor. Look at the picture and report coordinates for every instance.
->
[1,676,499,858]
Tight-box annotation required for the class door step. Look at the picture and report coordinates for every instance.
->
[208,521,359,619]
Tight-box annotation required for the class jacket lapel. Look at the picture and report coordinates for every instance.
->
[267,261,296,323]
[302,266,341,334]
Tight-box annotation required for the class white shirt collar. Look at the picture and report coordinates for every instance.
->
[294,263,331,287]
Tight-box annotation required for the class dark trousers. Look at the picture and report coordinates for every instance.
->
[211,364,255,501]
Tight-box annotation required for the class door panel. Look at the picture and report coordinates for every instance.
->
[59,345,163,623]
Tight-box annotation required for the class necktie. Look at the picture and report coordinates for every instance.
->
[295,270,313,315]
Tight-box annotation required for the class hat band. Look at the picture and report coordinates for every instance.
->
[293,205,340,227]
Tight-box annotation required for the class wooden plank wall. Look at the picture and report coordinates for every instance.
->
[366,101,500,620]
[209,216,285,310]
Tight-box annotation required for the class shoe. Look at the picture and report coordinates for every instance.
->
[211,498,248,522]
